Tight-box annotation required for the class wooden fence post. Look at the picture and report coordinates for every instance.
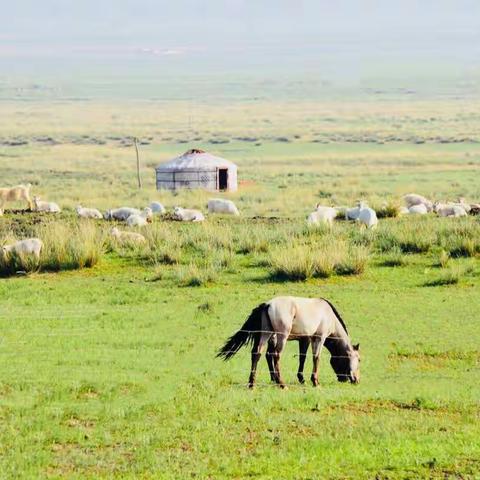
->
[134,137,142,189]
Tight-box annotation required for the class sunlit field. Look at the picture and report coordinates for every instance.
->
[1,90,480,478]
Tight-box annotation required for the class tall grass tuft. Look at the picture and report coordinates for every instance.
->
[40,222,105,271]
[335,245,370,275]
[381,246,408,267]
[269,241,369,281]
[269,245,315,280]
[175,262,219,287]
[375,201,401,219]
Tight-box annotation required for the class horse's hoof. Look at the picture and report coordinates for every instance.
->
[248,383,255,389]
[280,384,288,390]
[297,374,305,384]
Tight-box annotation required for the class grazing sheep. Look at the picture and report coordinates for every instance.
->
[434,203,467,217]
[150,201,166,215]
[403,193,433,212]
[345,205,362,221]
[207,198,240,216]
[126,208,153,227]
[110,227,146,245]
[0,183,33,215]
[469,203,480,215]
[104,207,141,221]
[2,238,43,260]
[307,206,337,226]
[76,205,103,219]
[452,198,471,213]
[33,196,61,213]
[357,203,378,229]
[173,206,205,222]
[408,204,428,215]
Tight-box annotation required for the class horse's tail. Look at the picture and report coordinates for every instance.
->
[216,303,269,361]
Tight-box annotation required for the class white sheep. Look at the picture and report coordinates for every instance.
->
[345,205,362,221]
[110,227,146,245]
[173,206,205,222]
[126,208,153,227]
[104,207,141,221]
[399,206,410,215]
[207,198,240,216]
[357,203,378,229]
[307,206,337,226]
[434,203,467,217]
[76,205,103,219]
[452,198,471,213]
[2,238,43,260]
[0,183,33,215]
[150,201,166,215]
[403,193,433,212]
[408,204,428,215]
[33,196,61,213]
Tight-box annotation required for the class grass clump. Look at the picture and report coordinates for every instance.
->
[40,222,105,271]
[269,245,315,280]
[375,201,401,219]
[175,262,219,287]
[335,245,370,275]
[424,263,474,287]
[269,241,369,281]
[0,221,105,275]
[437,249,450,268]
[381,247,408,267]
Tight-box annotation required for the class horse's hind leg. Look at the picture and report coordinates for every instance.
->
[248,332,270,389]
[266,337,276,382]
[272,334,288,389]
[297,338,309,384]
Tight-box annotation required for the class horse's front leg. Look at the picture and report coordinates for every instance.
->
[297,337,309,384]
[310,334,327,387]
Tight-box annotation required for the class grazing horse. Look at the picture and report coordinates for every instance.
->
[217,296,360,388]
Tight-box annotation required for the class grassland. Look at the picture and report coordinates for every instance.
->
[0,94,480,479]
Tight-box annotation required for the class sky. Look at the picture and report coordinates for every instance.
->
[1,1,480,89]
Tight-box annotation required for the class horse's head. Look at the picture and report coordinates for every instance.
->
[330,343,360,384]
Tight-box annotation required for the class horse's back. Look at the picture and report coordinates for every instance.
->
[267,297,333,338]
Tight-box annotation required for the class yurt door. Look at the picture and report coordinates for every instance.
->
[218,169,228,190]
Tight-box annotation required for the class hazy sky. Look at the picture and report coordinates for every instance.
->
[2,1,479,84]
[3,1,479,52]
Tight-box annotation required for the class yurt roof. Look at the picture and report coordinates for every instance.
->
[156,149,237,171]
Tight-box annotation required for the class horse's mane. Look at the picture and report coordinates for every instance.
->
[320,298,348,335]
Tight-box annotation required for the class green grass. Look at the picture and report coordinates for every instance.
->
[1,96,480,478]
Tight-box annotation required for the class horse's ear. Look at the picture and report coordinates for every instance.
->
[353,343,360,351]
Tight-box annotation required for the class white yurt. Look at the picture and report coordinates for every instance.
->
[155,149,238,192]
